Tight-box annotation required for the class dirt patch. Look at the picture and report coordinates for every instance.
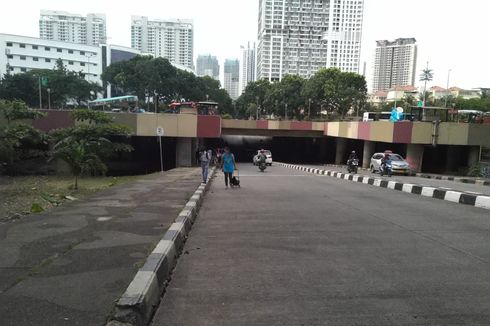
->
[0,175,142,222]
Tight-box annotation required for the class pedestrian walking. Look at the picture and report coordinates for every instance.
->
[221,146,237,188]
[198,147,211,184]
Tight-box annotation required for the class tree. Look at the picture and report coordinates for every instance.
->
[49,109,133,189]
[264,75,306,119]
[51,137,109,190]
[236,79,271,118]
[420,63,434,106]
[0,100,46,174]
[0,73,39,107]
[303,68,367,119]
[0,59,101,108]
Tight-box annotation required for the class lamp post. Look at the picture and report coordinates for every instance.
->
[285,103,288,120]
[256,96,259,120]
[308,98,312,119]
[445,69,452,108]
[47,88,51,110]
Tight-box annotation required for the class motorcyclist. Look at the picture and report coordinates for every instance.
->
[347,150,358,166]
[257,149,267,165]
[381,152,391,172]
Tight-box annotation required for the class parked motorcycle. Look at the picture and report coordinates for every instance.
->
[347,159,359,174]
[379,161,393,177]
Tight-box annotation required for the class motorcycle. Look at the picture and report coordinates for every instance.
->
[347,159,359,174]
[379,161,393,177]
[258,161,267,172]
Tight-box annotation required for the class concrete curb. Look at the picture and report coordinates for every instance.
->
[278,163,490,211]
[416,173,490,187]
[108,167,216,326]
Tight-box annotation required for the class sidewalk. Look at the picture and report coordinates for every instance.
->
[0,168,202,326]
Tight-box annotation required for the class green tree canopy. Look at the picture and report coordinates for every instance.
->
[0,100,47,174]
[0,59,101,108]
[102,55,232,114]
[49,109,133,189]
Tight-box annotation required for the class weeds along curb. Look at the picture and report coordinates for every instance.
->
[278,163,490,211]
[108,167,216,326]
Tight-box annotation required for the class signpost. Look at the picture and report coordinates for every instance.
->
[156,127,164,173]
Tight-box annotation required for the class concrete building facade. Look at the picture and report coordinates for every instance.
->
[240,42,256,94]
[257,0,364,81]
[196,55,220,80]
[0,33,102,84]
[224,59,240,100]
[131,16,194,70]
[39,10,106,46]
[372,38,417,92]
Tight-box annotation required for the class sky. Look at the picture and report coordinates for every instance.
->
[1,0,489,92]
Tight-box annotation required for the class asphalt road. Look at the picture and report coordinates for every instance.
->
[303,164,490,196]
[152,163,490,326]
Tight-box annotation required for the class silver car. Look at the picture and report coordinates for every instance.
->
[370,153,411,175]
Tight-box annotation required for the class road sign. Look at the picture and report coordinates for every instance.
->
[417,101,424,107]
[41,76,49,87]
[156,126,164,136]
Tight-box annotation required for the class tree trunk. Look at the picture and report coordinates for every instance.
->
[74,175,78,190]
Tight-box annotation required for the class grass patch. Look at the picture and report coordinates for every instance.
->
[0,174,142,221]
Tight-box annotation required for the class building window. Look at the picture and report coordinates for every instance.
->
[68,61,74,65]
[21,68,27,72]
[20,44,26,48]
[80,51,85,55]
[6,42,13,47]
[20,56,26,60]
[7,54,13,59]
[80,62,85,66]
[32,45,38,50]
[68,49,74,54]
[45,47,51,51]
[33,57,39,61]
[45,58,51,63]
[57,48,62,53]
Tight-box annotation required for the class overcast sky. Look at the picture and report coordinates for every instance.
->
[1,0,489,91]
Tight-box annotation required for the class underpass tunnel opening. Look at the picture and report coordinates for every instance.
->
[105,136,177,176]
[203,136,334,164]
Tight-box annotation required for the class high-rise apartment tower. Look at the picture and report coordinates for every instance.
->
[131,16,194,70]
[257,0,364,81]
[39,10,106,46]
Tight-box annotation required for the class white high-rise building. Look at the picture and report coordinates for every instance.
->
[257,0,364,81]
[240,42,256,94]
[39,10,106,46]
[224,59,240,100]
[131,16,194,70]
[372,38,418,92]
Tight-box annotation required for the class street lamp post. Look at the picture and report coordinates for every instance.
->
[256,96,259,120]
[285,103,288,120]
[445,69,452,108]
[47,88,51,110]
[308,98,311,119]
